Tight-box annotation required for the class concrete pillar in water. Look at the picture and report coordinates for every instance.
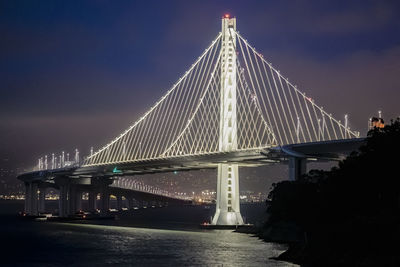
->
[58,185,68,217]
[24,182,39,215]
[38,188,46,213]
[24,182,31,214]
[88,191,97,211]
[116,195,123,210]
[30,183,39,216]
[289,157,307,181]
[212,164,243,225]
[68,185,77,215]
[128,198,134,210]
[54,176,71,217]
[100,184,110,215]
[75,191,82,211]
[91,177,112,215]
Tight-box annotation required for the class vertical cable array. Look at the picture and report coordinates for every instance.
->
[234,31,359,145]
[85,34,222,166]
[83,29,359,167]
[162,53,222,157]
[162,32,277,156]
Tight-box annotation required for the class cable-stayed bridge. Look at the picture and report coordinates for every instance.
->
[18,16,363,225]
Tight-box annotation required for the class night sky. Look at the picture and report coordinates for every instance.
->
[1,0,400,170]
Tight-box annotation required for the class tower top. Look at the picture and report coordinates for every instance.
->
[221,14,236,31]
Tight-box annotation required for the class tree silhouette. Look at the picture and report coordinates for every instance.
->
[266,119,400,266]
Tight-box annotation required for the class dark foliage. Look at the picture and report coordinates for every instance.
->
[266,119,400,266]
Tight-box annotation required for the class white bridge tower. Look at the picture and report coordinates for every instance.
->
[212,15,244,225]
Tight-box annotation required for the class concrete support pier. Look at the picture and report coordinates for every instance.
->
[212,163,244,225]
[116,195,123,210]
[24,182,31,214]
[75,191,82,212]
[68,185,77,215]
[88,191,97,211]
[55,176,70,217]
[24,182,39,215]
[58,185,68,217]
[128,198,134,210]
[100,185,110,214]
[38,188,46,213]
[289,157,307,181]
[89,177,113,215]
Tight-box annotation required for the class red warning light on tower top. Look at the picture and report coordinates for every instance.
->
[224,14,230,18]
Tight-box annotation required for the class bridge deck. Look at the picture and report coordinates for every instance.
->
[19,138,365,182]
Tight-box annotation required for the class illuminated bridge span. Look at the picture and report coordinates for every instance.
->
[84,22,358,166]
[111,177,179,199]
[19,16,362,224]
